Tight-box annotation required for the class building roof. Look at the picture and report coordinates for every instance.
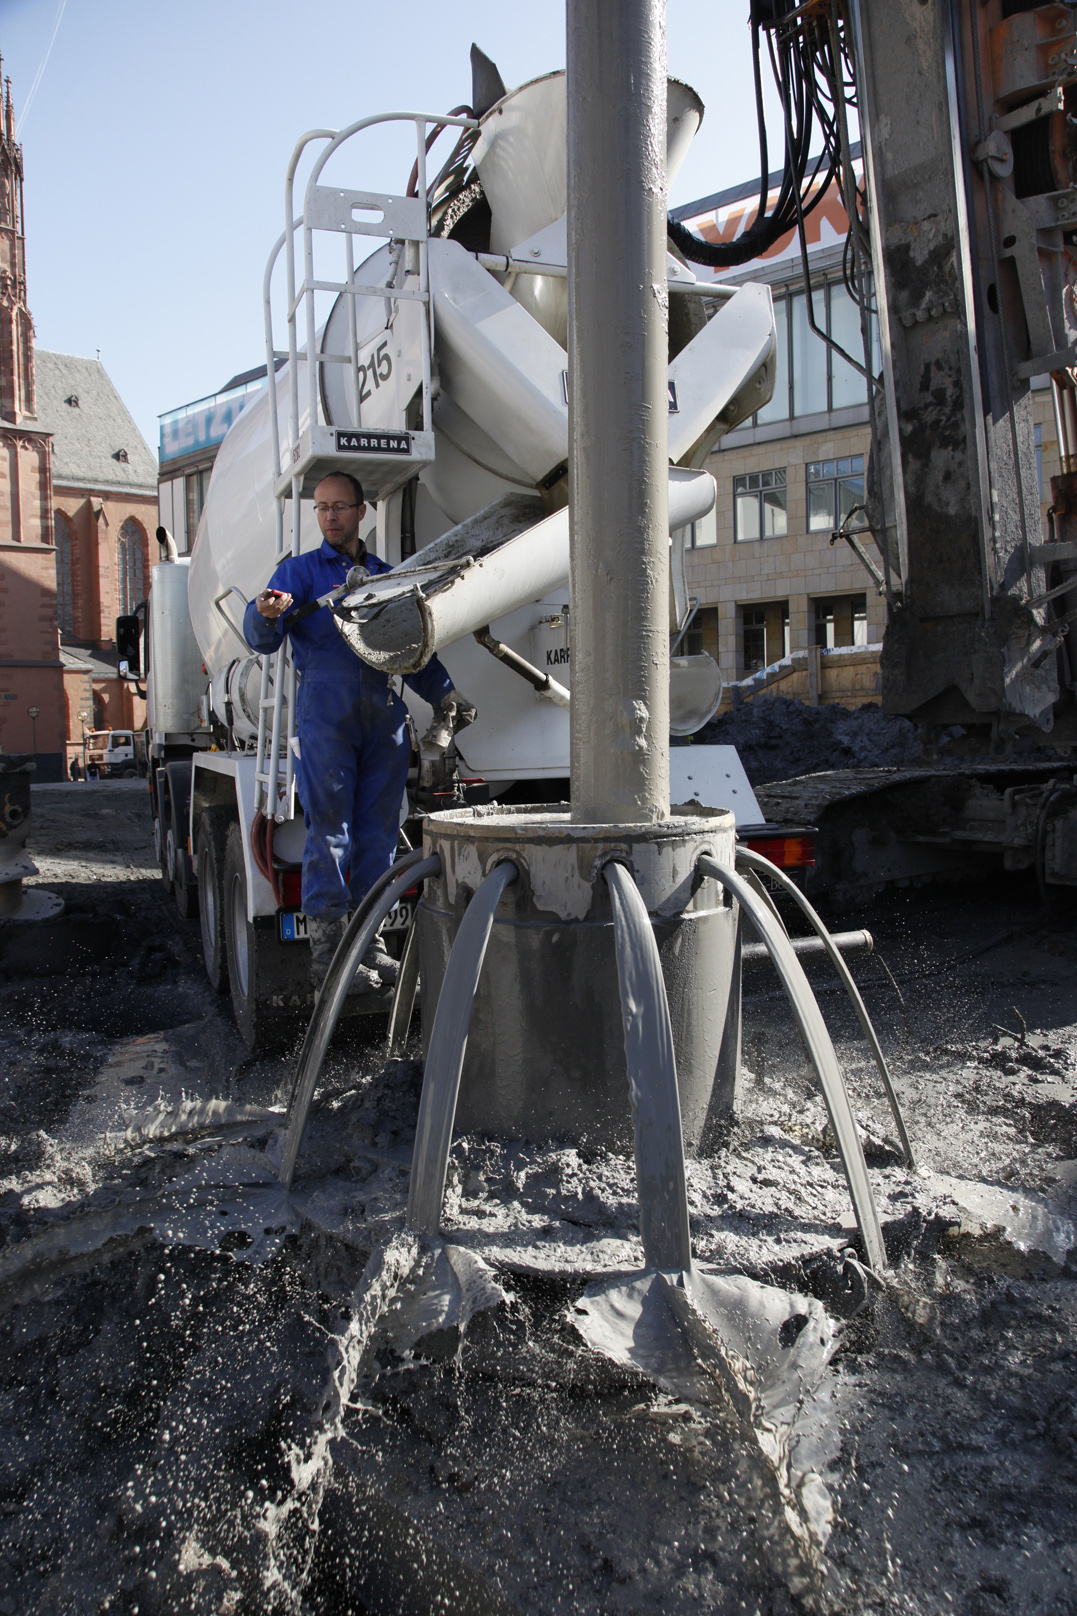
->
[60,640,121,678]
[32,351,158,495]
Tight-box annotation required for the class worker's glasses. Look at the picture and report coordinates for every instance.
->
[313,501,359,514]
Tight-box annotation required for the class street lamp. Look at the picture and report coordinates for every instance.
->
[26,705,39,763]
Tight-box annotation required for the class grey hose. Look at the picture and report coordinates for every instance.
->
[278,851,440,1189]
[604,861,693,1273]
[735,847,914,1169]
[407,860,518,1235]
[698,855,887,1274]
[387,911,422,1057]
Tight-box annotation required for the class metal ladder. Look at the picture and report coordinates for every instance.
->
[253,109,478,822]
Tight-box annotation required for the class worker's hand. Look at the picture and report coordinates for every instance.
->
[444,689,477,734]
[419,689,477,757]
[256,588,293,620]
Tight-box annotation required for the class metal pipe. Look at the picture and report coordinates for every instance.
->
[604,861,692,1273]
[261,225,290,494]
[697,856,887,1274]
[417,118,433,434]
[338,469,714,677]
[473,627,570,708]
[741,929,873,966]
[407,860,519,1234]
[735,847,914,1170]
[283,132,334,487]
[471,250,735,298]
[567,0,670,824]
[279,655,297,821]
[279,851,437,1189]
[846,0,910,588]
[387,913,422,1058]
[346,231,361,429]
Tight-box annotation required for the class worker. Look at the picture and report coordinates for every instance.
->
[69,756,82,782]
[243,472,474,992]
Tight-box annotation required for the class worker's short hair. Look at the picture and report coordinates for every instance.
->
[315,470,365,506]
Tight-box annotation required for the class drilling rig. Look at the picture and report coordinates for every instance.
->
[669,0,1077,903]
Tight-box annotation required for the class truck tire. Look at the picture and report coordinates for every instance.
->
[196,807,233,994]
[172,810,199,919]
[154,770,174,893]
[223,821,311,1049]
[164,763,198,920]
[155,808,171,892]
[163,814,178,895]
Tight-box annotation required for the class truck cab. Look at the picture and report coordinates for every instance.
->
[85,729,147,780]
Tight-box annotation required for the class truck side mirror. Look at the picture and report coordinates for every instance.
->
[116,614,141,678]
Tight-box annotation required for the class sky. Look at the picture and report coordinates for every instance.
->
[2,1,783,461]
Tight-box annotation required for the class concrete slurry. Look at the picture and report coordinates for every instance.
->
[0,779,1072,1613]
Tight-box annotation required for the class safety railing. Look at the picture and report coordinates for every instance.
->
[254,112,478,822]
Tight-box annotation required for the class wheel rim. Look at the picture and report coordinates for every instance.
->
[230,872,250,1000]
[200,847,217,965]
[165,825,176,883]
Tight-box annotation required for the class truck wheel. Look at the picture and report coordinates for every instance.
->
[154,811,170,889]
[222,821,310,1049]
[163,816,178,895]
[196,808,233,993]
[172,811,199,920]
[122,767,137,779]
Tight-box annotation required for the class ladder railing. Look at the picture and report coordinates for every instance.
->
[255,113,477,823]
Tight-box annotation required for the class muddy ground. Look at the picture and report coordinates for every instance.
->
[0,779,1075,1616]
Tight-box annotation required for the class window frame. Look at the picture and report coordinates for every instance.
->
[739,599,790,676]
[54,510,74,635]
[733,466,788,543]
[812,591,868,650]
[746,273,881,428]
[805,454,866,535]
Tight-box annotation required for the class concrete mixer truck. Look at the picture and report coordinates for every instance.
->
[129,50,784,1047]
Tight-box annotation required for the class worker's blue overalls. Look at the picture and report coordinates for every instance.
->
[243,540,453,919]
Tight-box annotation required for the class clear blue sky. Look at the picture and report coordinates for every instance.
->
[2,1,775,460]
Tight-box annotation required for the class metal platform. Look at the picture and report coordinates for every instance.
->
[272,423,435,503]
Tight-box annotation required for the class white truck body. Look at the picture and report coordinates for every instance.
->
[141,62,778,1043]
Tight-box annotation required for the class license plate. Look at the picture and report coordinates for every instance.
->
[279,899,413,943]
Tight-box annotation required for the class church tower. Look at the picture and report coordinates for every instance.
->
[0,62,34,424]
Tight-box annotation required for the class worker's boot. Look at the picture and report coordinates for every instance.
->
[360,926,399,986]
[307,915,380,994]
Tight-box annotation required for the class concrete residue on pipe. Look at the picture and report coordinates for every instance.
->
[333,471,715,678]
[604,859,692,1271]
[567,0,671,825]
[698,855,889,1274]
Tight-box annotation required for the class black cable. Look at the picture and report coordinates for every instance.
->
[669,6,857,275]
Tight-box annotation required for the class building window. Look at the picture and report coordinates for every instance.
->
[807,455,865,533]
[734,468,787,542]
[54,510,74,635]
[792,289,828,418]
[117,518,146,616]
[687,508,717,548]
[740,600,790,676]
[813,593,868,649]
[681,605,719,660]
[185,467,211,551]
[751,280,880,427]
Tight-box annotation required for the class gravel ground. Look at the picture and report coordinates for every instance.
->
[0,780,1074,1615]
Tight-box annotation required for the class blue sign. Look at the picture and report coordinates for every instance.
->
[159,391,259,464]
